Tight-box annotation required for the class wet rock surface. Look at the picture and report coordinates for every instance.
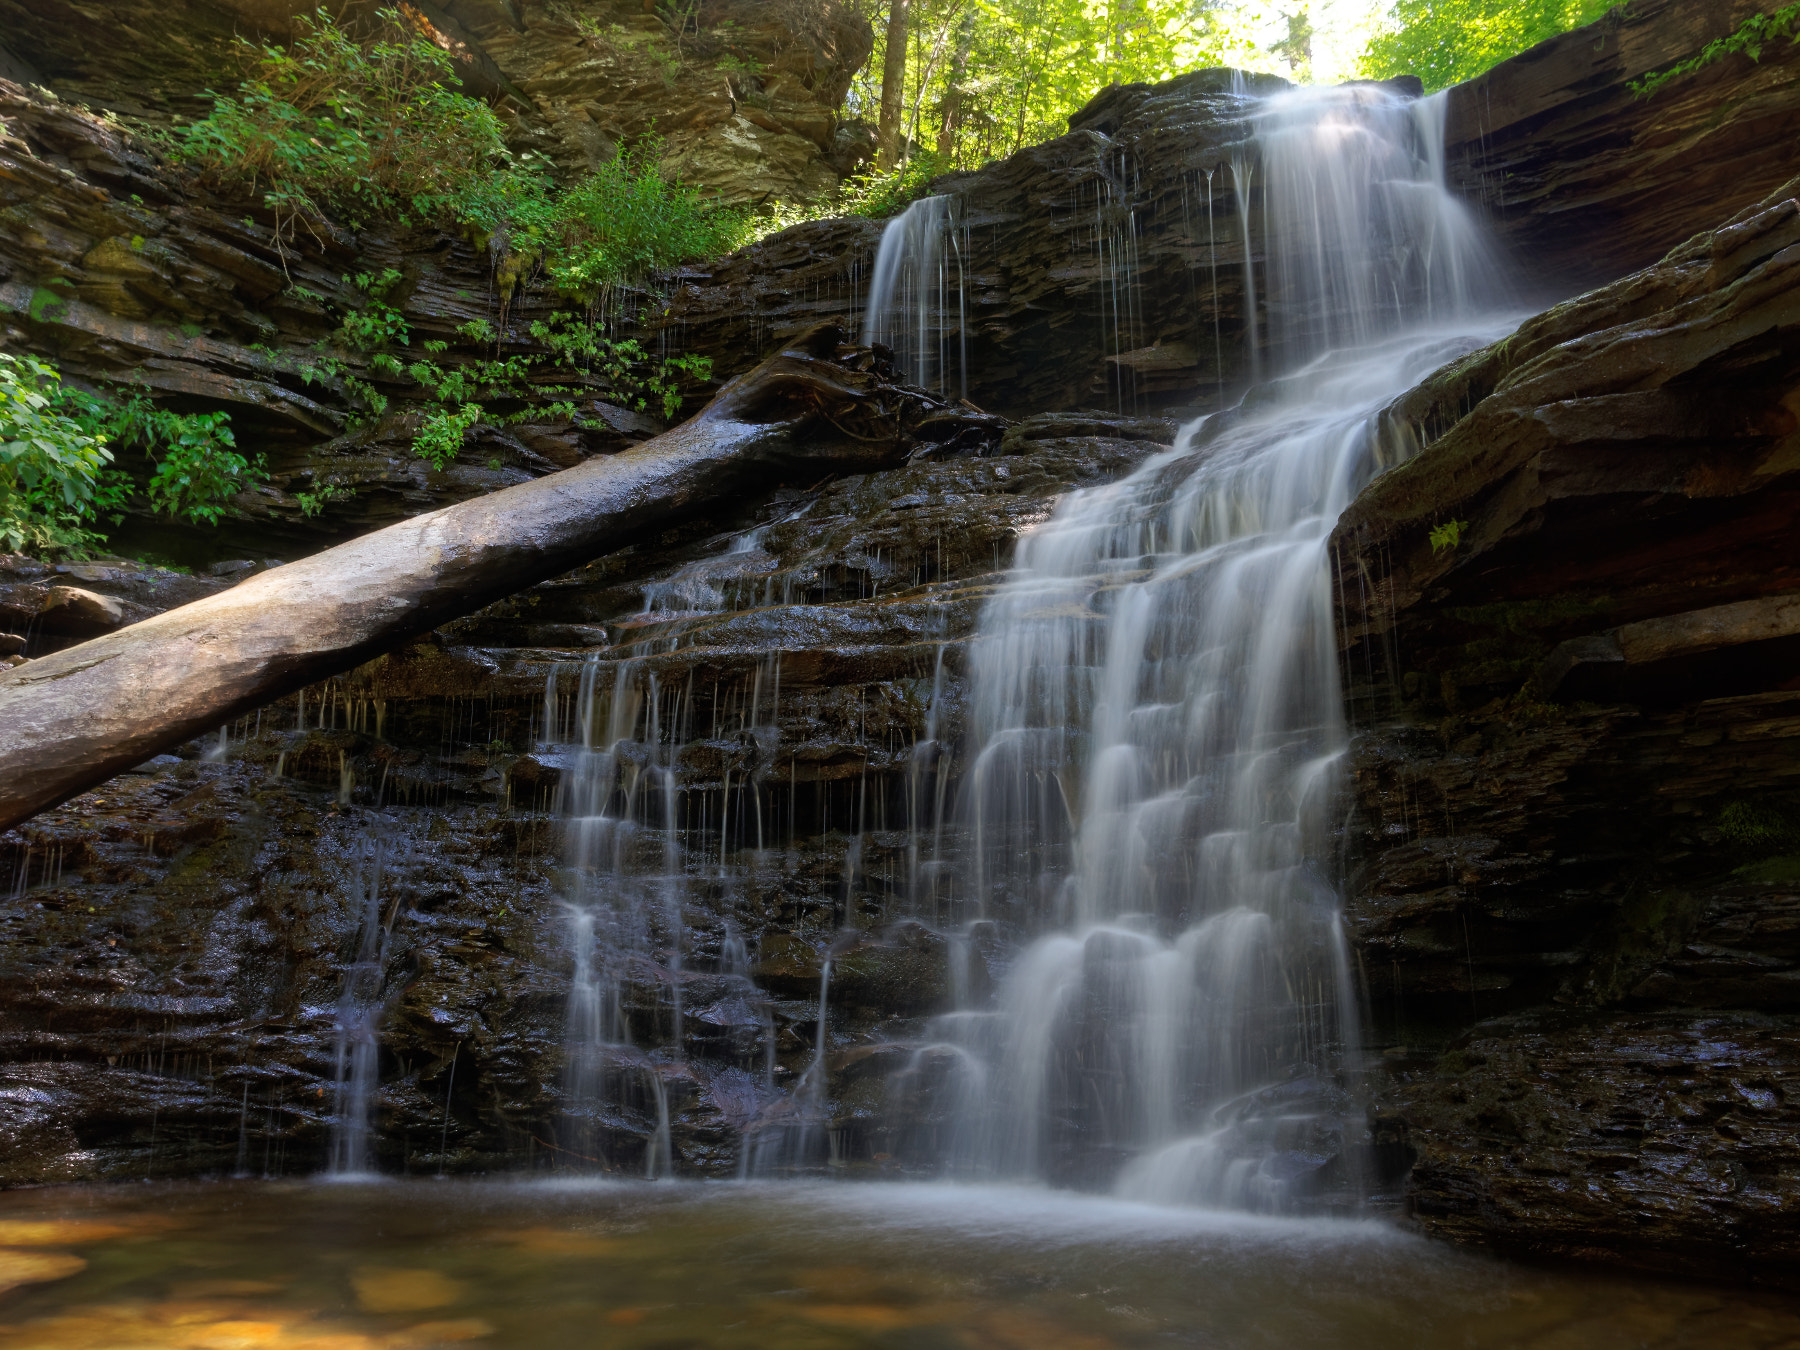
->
[0,424,1162,1183]
[1333,175,1800,1282]
[1,0,1798,1293]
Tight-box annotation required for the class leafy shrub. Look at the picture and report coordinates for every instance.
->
[416,402,485,470]
[170,6,507,228]
[336,269,411,352]
[173,7,742,298]
[1718,799,1800,854]
[61,388,266,527]
[456,146,746,297]
[1,354,263,552]
[839,150,950,220]
[0,353,120,556]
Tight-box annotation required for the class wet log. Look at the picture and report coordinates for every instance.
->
[0,323,1000,830]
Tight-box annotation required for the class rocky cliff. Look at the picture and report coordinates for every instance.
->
[1,0,1799,1294]
[1333,176,1800,1285]
[0,0,873,206]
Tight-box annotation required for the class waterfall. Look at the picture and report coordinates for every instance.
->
[327,832,403,1177]
[862,195,966,399]
[914,85,1508,1208]
[556,657,685,1177]
[551,537,794,1176]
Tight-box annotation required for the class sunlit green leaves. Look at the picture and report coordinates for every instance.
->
[0,353,117,555]
[1358,0,1617,92]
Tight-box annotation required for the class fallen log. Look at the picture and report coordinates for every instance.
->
[0,323,1000,831]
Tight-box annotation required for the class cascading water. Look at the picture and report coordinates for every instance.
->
[327,832,404,1177]
[862,194,966,399]
[897,84,1510,1208]
[554,656,684,1178]
[549,537,794,1177]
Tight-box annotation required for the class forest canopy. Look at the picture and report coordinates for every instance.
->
[855,0,1627,175]
[1354,0,1617,93]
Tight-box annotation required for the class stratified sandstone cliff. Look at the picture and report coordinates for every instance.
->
[1444,0,1800,287]
[0,0,873,205]
[1334,177,1800,1286]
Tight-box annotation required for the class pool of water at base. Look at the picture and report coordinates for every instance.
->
[0,1181,1796,1350]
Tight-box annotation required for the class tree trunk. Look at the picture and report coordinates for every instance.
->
[936,12,973,161]
[877,0,910,171]
[0,325,992,832]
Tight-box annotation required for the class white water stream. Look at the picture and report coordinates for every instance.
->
[533,82,1510,1201]
[895,84,1509,1206]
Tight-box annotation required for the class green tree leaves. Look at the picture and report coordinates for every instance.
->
[1358,0,1616,92]
[0,353,117,555]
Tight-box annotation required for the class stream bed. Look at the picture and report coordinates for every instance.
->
[0,1181,1797,1349]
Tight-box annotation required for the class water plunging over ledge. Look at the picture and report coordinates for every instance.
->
[862,194,967,399]
[525,83,1510,1200]
[892,84,1510,1207]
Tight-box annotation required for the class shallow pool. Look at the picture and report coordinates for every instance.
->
[0,1180,1795,1349]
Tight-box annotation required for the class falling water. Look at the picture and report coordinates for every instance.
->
[551,533,796,1176]
[908,85,1508,1208]
[862,195,967,399]
[327,833,402,1177]
[556,658,683,1177]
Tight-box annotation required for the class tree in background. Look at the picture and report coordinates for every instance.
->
[878,0,912,167]
[1266,7,1314,84]
[852,0,1248,173]
[1358,0,1617,91]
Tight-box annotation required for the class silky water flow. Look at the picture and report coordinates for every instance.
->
[548,533,796,1177]
[887,84,1512,1209]
[535,84,1509,1199]
[862,193,967,399]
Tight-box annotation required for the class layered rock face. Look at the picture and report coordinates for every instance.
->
[0,412,1170,1181]
[1443,0,1800,287]
[3,0,1800,1292]
[1333,178,1800,1285]
[0,0,872,206]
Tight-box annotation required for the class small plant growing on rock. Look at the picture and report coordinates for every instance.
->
[1634,2,1800,98]
[1429,518,1468,553]
[416,402,486,470]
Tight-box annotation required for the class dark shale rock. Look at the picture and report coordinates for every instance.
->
[1333,174,1800,1284]
[1444,0,1800,289]
[0,425,1164,1182]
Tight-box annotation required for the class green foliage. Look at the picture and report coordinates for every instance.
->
[115,399,261,526]
[169,6,508,228]
[0,359,256,549]
[849,0,1247,171]
[839,150,951,219]
[1718,799,1800,854]
[175,8,742,298]
[0,353,118,556]
[336,269,411,352]
[456,145,746,297]
[1428,518,1467,553]
[1359,0,1616,93]
[1633,2,1800,98]
[416,402,486,471]
[59,385,265,528]
[295,482,355,518]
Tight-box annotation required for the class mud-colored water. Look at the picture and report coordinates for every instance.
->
[0,1181,1796,1349]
